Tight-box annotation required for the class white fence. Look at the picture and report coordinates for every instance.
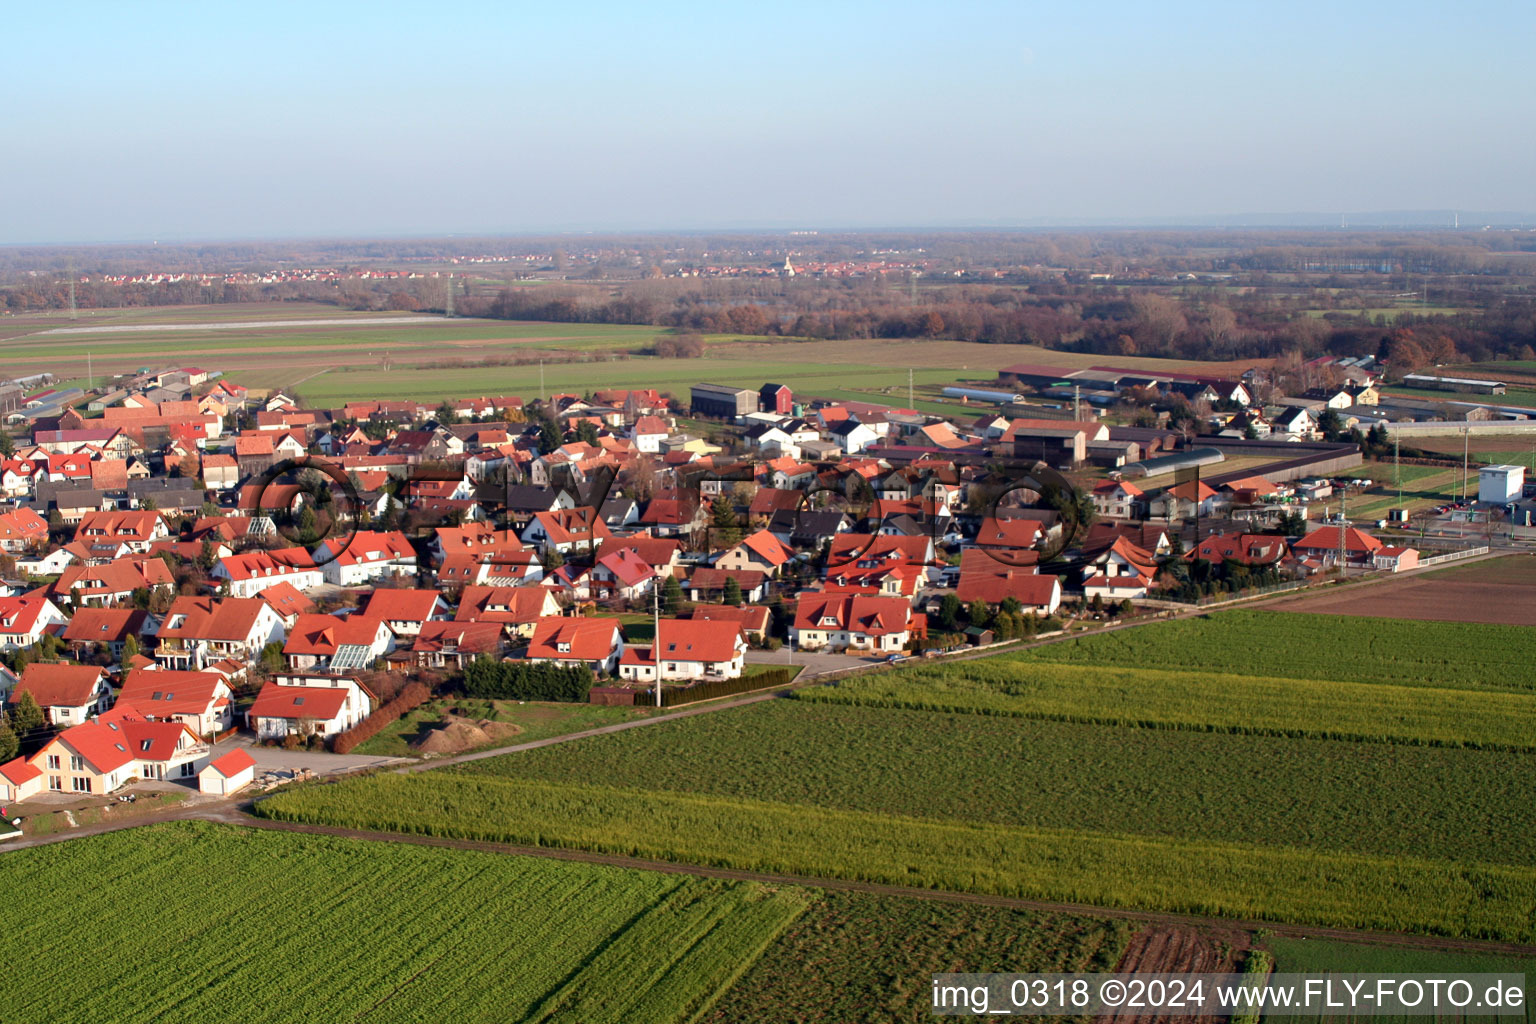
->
[1415,545,1489,567]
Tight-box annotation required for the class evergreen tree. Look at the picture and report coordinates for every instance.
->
[0,715,17,763]
[0,430,14,458]
[121,634,140,665]
[538,420,561,455]
[966,599,991,626]
[937,593,962,631]
[661,575,683,615]
[297,504,319,543]
[576,420,600,446]
[10,691,44,741]
[709,494,742,549]
[721,575,743,606]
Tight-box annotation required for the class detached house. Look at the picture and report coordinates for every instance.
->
[1091,479,1144,520]
[247,676,374,740]
[283,613,394,671]
[116,669,234,736]
[0,507,49,552]
[27,707,208,794]
[521,507,612,555]
[618,618,747,683]
[456,585,561,639]
[74,510,169,553]
[11,663,113,726]
[0,593,69,651]
[314,530,417,586]
[358,588,451,637]
[525,617,623,674]
[213,548,325,598]
[714,529,796,575]
[154,596,285,670]
[790,593,915,653]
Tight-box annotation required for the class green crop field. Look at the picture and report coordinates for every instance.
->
[351,697,664,758]
[700,892,1130,1024]
[1384,385,1536,409]
[0,821,809,1024]
[1019,610,1536,692]
[255,765,1536,942]
[257,694,1536,940]
[796,660,1536,751]
[1256,937,1535,1024]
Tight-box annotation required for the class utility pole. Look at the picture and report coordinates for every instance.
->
[1073,384,1081,422]
[1395,436,1402,511]
[1462,428,1470,504]
[67,261,78,321]
[652,583,662,708]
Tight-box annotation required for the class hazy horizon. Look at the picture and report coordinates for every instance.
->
[5,0,1532,245]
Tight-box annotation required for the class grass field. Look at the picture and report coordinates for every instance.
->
[1340,461,1476,516]
[796,660,1536,751]
[352,698,664,758]
[0,821,810,1024]
[1383,385,1536,410]
[700,892,1129,1024]
[1019,609,1536,692]
[2,302,1264,412]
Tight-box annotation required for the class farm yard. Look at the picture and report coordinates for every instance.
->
[0,821,811,1024]
[1265,555,1536,626]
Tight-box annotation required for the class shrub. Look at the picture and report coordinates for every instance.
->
[461,658,593,702]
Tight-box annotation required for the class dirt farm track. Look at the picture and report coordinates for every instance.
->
[1265,554,1536,626]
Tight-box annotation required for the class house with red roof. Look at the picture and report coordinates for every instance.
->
[618,618,747,683]
[283,613,394,671]
[358,588,451,637]
[954,549,1062,614]
[628,415,671,453]
[411,620,505,669]
[212,548,324,598]
[0,593,69,651]
[256,581,315,627]
[11,663,112,726]
[28,706,208,794]
[0,507,48,552]
[590,547,658,602]
[715,529,796,574]
[1083,536,1160,600]
[247,676,374,740]
[198,747,256,795]
[1373,546,1419,572]
[790,593,915,653]
[0,756,44,802]
[525,617,623,674]
[1149,479,1223,520]
[687,603,771,643]
[62,607,152,662]
[116,669,234,736]
[1186,533,1290,569]
[51,556,175,608]
[1091,479,1145,520]
[521,507,613,555]
[154,596,285,670]
[314,530,417,587]
[73,509,169,552]
[1291,524,1384,570]
[455,586,561,639]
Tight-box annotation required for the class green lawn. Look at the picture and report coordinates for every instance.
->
[352,697,664,758]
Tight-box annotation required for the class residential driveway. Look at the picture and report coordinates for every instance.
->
[745,648,887,678]
[216,736,408,776]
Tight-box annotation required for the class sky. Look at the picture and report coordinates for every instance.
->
[3,0,1533,243]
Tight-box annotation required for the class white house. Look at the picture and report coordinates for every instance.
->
[247,676,375,740]
[213,548,325,598]
[314,530,418,586]
[617,618,747,683]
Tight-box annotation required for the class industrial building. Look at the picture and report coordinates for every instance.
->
[1479,464,1526,505]
[690,384,759,420]
[1400,374,1507,395]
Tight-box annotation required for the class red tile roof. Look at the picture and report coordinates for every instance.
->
[206,748,256,777]
[247,682,351,722]
[14,663,105,709]
[117,670,228,719]
[456,586,553,625]
[526,617,620,662]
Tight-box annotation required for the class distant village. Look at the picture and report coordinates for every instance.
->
[0,350,1525,804]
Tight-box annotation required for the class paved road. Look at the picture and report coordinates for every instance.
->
[220,736,408,776]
